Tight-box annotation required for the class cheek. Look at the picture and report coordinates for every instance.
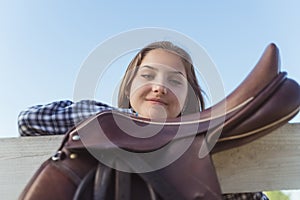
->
[170,86,188,105]
[129,80,150,104]
[130,77,146,95]
[174,92,187,109]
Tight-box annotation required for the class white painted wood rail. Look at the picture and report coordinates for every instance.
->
[0,123,299,200]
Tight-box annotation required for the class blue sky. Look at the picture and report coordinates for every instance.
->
[1,0,300,137]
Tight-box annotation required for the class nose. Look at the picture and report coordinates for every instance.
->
[152,84,167,95]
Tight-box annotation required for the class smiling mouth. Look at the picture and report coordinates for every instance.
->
[146,99,167,105]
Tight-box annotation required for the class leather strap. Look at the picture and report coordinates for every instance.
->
[115,171,131,200]
[93,163,113,200]
[139,135,222,200]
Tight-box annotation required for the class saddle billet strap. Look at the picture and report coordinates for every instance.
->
[138,134,222,200]
[145,183,160,200]
[72,163,113,200]
[73,166,97,200]
[93,163,113,200]
[115,170,131,200]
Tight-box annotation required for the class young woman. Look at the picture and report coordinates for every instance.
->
[18,41,268,200]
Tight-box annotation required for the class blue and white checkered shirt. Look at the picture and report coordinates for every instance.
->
[17,100,268,200]
[18,100,135,136]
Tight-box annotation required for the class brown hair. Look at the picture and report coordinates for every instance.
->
[118,41,205,115]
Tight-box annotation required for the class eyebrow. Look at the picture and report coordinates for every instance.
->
[140,65,185,76]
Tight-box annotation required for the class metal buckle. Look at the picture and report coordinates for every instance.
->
[51,151,63,161]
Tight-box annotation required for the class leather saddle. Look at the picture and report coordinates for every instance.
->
[19,43,300,200]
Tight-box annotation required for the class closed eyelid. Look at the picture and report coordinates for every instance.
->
[168,72,187,83]
[168,76,185,86]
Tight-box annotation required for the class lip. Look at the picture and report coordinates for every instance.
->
[146,98,167,105]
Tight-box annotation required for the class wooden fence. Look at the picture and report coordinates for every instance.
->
[0,123,299,200]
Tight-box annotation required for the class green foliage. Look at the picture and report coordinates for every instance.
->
[265,191,290,200]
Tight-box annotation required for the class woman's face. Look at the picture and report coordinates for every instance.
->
[129,49,188,119]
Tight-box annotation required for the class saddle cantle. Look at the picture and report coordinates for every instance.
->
[19,44,300,200]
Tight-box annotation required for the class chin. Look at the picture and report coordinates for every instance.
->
[147,108,168,120]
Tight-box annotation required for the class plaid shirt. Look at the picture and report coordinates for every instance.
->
[17,100,269,200]
[18,100,135,136]
[222,193,268,200]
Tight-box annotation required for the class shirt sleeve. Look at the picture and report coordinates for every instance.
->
[18,100,134,136]
[222,192,269,200]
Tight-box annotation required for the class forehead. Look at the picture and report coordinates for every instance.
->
[140,49,186,75]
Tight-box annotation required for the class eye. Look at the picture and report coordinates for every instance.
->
[168,75,184,86]
[169,79,182,85]
[141,74,154,80]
